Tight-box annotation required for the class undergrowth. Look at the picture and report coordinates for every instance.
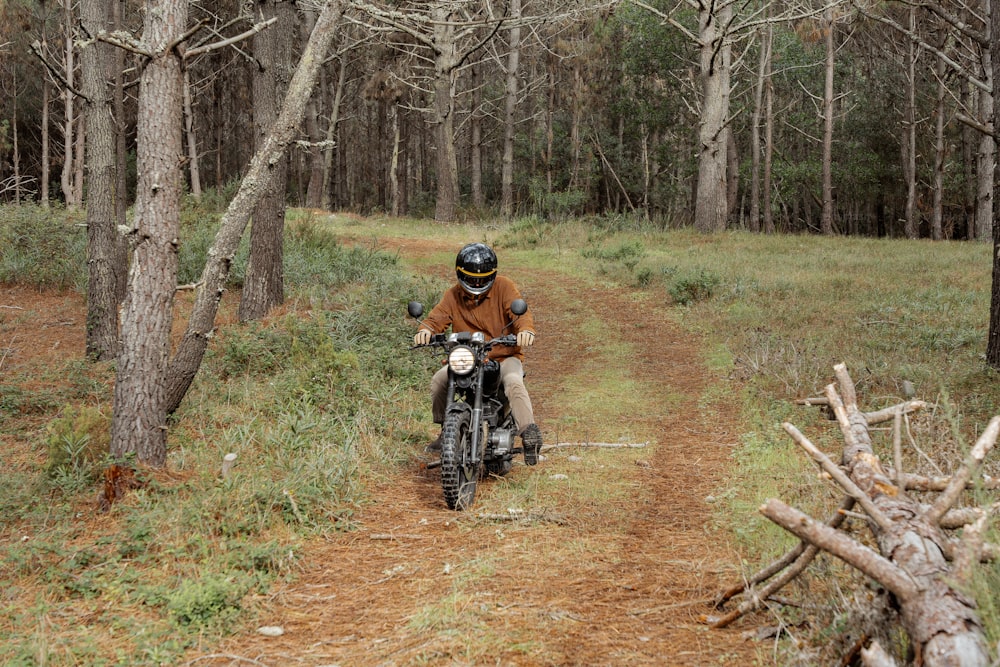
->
[0,197,440,665]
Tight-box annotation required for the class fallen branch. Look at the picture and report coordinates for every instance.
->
[470,510,569,525]
[715,364,993,665]
[541,441,648,451]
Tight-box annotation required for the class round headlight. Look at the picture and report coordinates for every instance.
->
[448,346,475,375]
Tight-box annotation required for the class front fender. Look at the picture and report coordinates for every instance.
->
[445,401,472,419]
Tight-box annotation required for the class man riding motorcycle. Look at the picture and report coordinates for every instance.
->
[413,243,543,465]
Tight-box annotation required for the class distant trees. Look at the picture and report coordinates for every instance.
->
[7,0,995,235]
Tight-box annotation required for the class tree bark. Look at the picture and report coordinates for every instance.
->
[932,50,946,240]
[693,0,732,233]
[903,7,918,239]
[431,3,461,223]
[821,6,835,235]
[164,0,346,416]
[239,0,291,322]
[183,69,202,199]
[110,0,188,467]
[81,0,128,361]
[501,0,521,218]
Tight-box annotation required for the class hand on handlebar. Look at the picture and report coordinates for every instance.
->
[414,329,432,346]
[516,331,535,348]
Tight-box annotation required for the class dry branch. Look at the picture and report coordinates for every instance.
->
[715,364,993,665]
[541,441,648,451]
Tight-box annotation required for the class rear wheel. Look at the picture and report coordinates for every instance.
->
[440,408,479,510]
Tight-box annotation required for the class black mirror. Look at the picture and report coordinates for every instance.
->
[407,301,424,318]
[510,299,527,316]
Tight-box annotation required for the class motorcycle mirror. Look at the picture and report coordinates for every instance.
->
[510,299,527,316]
[407,301,424,319]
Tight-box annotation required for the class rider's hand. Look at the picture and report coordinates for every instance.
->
[414,329,432,346]
[517,330,535,348]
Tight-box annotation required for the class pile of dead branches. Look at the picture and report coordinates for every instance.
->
[711,364,998,666]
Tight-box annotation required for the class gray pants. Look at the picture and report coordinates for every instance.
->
[431,357,534,433]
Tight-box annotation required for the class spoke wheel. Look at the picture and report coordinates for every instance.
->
[440,409,479,510]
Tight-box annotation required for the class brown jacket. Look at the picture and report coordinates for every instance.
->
[420,275,536,361]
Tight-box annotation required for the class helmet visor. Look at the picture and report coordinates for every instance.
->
[457,267,496,294]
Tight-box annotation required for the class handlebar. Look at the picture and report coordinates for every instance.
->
[410,333,517,351]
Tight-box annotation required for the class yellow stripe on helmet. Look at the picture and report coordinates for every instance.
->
[457,266,496,277]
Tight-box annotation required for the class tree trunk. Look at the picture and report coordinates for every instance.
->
[302,4,326,210]
[749,24,768,233]
[693,0,732,233]
[81,0,127,361]
[932,52,945,240]
[432,4,460,223]
[821,7,835,236]
[164,0,346,416]
[61,0,78,207]
[978,0,995,242]
[110,0,188,467]
[501,0,521,218]
[902,8,918,239]
[988,0,1000,369]
[183,69,202,199]
[240,0,290,322]
[42,75,50,206]
[321,56,346,211]
[470,63,483,210]
[763,28,775,235]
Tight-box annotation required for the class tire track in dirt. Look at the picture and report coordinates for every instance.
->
[206,239,760,666]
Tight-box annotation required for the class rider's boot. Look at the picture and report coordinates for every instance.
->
[521,424,542,466]
[426,433,442,452]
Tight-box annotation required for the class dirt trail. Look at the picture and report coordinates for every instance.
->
[206,239,761,666]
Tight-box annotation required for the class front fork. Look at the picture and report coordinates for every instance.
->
[447,369,487,465]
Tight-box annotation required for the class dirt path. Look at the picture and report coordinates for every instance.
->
[205,240,761,665]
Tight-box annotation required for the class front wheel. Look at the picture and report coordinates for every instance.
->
[440,408,479,510]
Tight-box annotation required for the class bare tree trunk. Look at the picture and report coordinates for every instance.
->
[694,0,732,233]
[390,102,402,216]
[763,28,775,235]
[113,0,127,228]
[569,61,583,190]
[82,0,127,361]
[12,70,21,203]
[963,83,976,239]
[821,6,835,235]
[431,4,460,223]
[183,69,202,199]
[501,0,521,218]
[61,0,77,207]
[111,0,188,467]
[932,52,945,240]
[749,24,767,233]
[321,56,346,211]
[977,0,995,242]
[42,75,50,206]
[240,0,291,322]
[902,8,919,239]
[302,4,326,210]
[470,63,483,210]
[164,0,346,415]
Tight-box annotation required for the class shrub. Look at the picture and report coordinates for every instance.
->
[0,203,87,290]
[44,406,111,492]
[668,268,721,305]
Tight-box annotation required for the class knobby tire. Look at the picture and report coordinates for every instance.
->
[440,408,478,510]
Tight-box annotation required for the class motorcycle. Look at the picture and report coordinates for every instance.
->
[408,298,529,510]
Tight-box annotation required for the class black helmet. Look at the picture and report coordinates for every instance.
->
[455,243,497,296]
